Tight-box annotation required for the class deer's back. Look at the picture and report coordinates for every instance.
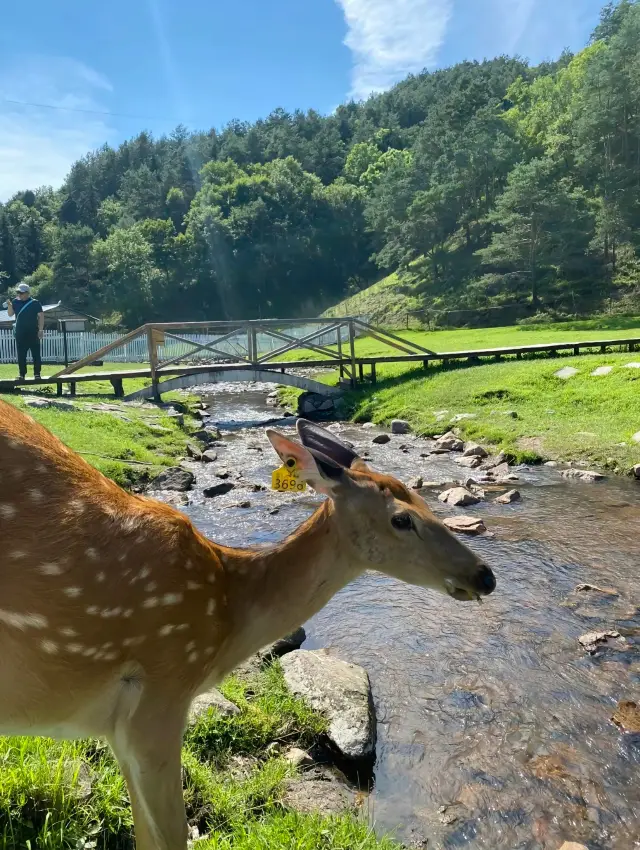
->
[0,401,229,736]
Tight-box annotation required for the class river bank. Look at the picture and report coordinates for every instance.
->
[279,350,640,477]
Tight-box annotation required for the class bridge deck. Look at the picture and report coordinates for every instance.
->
[0,336,636,394]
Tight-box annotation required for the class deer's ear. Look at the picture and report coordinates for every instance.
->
[266,429,346,496]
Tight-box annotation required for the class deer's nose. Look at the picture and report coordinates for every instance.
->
[474,565,496,595]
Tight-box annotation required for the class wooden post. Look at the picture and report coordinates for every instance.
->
[69,382,76,397]
[248,324,258,365]
[573,346,579,356]
[337,323,344,379]
[358,362,364,382]
[147,326,161,401]
[61,321,69,367]
[56,382,63,397]
[348,320,357,388]
[371,363,377,384]
[110,378,124,399]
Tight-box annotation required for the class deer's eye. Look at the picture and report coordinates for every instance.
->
[391,512,413,531]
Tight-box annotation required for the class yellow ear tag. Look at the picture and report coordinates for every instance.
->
[271,458,307,492]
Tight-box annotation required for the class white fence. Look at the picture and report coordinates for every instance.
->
[0,321,366,365]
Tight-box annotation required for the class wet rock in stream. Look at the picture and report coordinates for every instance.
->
[149,467,194,492]
[203,482,235,498]
[280,649,376,761]
[611,699,640,733]
[438,487,481,507]
[494,489,521,505]
[443,516,487,535]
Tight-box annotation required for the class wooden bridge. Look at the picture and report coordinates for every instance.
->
[0,317,637,400]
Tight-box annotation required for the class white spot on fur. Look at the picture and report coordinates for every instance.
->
[59,627,78,637]
[66,643,84,654]
[161,593,182,606]
[205,647,214,656]
[187,651,199,663]
[186,581,202,591]
[184,559,193,570]
[101,642,114,649]
[121,516,141,533]
[144,581,157,593]
[86,605,99,615]
[100,607,122,618]
[122,636,146,647]
[82,647,97,657]
[131,565,150,584]
[69,499,85,515]
[10,550,26,560]
[206,599,215,616]
[207,573,216,584]
[0,504,16,519]
[0,609,48,630]
[64,587,82,598]
[11,468,23,479]
[40,562,62,576]
[85,547,98,560]
[122,609,133,618]
[118,554,127,563]
[96,571,106,583]
[41,640,58,654]
[7,439,19,449]
[185,640,196,652]
[158,624,175,636]
[29,488,44,502]
[142,597,159,608]
[102,651,118,661]
[36,463,47,474]
[176,623,189,631]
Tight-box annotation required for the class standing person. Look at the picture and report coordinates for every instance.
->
[7,283,45,380]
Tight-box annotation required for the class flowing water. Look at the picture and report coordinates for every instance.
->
[176,383,640,850]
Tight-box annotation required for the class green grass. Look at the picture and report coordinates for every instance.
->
[0,363,200,487]
[281,348,640,471]
[0,666,398,850]
[322,272,422,326]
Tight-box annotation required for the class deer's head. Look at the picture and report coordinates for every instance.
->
[266,420,495,603]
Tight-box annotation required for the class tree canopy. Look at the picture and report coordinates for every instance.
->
[2,0,639,327]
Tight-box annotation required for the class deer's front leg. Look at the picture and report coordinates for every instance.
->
[110,699,189,850]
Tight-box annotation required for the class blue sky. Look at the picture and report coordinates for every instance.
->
[0,0,605,200]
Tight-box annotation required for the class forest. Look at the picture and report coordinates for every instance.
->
[0,0,639,328]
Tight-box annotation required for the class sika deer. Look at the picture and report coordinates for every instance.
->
[0,401,495,849]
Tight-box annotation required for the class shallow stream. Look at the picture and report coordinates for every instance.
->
[177,382,640,850]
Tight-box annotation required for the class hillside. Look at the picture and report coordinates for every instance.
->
[322,273,422,324]
[1,0,639,327]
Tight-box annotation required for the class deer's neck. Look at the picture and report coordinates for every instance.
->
[215,500,361,673]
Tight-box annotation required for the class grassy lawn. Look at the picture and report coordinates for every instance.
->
[0,665,398,850]
[282,349,640,472]
[278,317,640,363]
[0,363,198,487]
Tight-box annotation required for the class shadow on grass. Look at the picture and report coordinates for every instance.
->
[517,316,640,333]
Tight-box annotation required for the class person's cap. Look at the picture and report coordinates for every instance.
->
[16,283,30,293]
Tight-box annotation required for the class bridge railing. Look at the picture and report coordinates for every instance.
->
[51,317,434,396]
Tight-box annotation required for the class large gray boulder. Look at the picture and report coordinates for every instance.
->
[280,649,375,761]
[149,467,194,492]
[391,419,411,435]
[438,487,480,507]
[561,469,605,482]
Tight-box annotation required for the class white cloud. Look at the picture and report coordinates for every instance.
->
[335,0,453,100]
[0,56,115,201]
